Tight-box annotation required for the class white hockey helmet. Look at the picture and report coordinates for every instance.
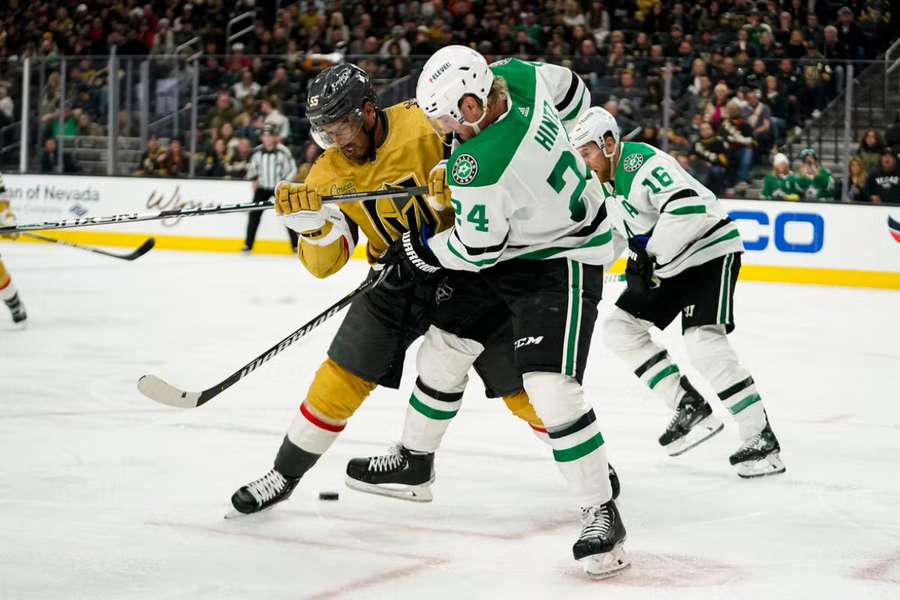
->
[571,106,621,159]
[416,45,494,134]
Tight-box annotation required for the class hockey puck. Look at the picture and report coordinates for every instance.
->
[318,491,340,501]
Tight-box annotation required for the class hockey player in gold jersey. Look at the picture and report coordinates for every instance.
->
[230,64,545,514]
[0,172,27,324]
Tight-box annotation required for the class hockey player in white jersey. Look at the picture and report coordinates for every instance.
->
[571,107,785,478]
[369,46,629,579]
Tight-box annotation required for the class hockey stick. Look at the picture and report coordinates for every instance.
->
[137,269,388,409]
[0,187,427,235]
[22,232,156,261]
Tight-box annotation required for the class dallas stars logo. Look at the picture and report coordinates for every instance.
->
[452,154,479,185]
[623,153,644,173]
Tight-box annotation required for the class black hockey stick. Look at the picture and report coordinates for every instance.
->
[22,232,156,261]
[137,269,388,408]
[0,187,427,235]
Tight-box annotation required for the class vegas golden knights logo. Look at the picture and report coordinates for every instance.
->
[361,177,438,241]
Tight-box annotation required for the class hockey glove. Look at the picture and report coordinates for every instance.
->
[378,222,441,290]
[625,236,659,295]
[275,181,326,234]
[426,161,452,212]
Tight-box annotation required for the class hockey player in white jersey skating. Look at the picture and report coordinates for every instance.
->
[571,107,785,478]
[372,46,629,579]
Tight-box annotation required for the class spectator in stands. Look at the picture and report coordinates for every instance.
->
[864,150,900,205]
[224,138,253,180]
[796,147,836,201]
[604,100,638,140]
[744,87,774,158]
[161,137,189,178]
[836,6,865,61]
[203,138,227,178]
[136,135,166,177]
[232,70,261,102]
[380,25,411,58]
[261,96,290,142]
[206,92,238,131]
[0,85,13,129]
[40,137,80,174]
[799,65,827,119]
[762,153,801,201]
[706,83,732,128]
[267,67,294,101]
[610,70,647,117]
[847,157,869,203]
[692,121,729,196]
[227,43,252,73]
[721,98,755,193]
[857,129,887,173]
[76,111,104,136]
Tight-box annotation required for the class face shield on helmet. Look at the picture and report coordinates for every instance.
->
[310,108,365,149]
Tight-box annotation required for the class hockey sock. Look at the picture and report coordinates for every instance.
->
[684,325,767,439]
[274,359,375,478]
[276,402,344,478]
[401,377,463,453]
[0,271,17,302]
[603,308,682,409]
[524,372,612,507]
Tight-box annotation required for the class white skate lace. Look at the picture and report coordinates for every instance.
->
[247,469,287,505]
[579,506,612,541]
[368,444,405,473]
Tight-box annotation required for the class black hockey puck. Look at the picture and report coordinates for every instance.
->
[318,491,340,501]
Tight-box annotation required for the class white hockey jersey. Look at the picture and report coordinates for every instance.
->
[428,59,613,271]
[607,142,744,278]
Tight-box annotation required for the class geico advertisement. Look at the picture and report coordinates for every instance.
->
[2,174,289,241]
[721,200,899,272]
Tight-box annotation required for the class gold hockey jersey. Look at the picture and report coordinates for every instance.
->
[300,101,453,277]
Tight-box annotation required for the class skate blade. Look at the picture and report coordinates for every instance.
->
[664,415,724,457]
[736,452,786,479]
[580,542,631,579]
[344,476,434,503]
[223,504,276,519]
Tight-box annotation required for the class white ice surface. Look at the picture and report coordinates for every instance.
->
[1,243,899,600]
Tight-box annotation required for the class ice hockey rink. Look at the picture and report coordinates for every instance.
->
[1,243,898,600]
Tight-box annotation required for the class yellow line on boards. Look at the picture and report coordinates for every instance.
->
[4,233,898,290]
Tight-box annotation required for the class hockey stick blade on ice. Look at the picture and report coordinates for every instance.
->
[1,187,427,235]
[23,233,156,261]
[138,271,387,408]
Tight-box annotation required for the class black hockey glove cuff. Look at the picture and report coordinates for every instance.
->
[378,226,442,290]
[625,237,658,295]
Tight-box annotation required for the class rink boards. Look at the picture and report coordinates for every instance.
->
[2,174,898,290]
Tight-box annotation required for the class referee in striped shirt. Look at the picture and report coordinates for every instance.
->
[244,124,298,253]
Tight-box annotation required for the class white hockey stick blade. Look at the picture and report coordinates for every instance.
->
[137,375,202,408]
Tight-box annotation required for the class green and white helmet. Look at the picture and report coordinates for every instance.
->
[571,106,620,158]
[416,45,494,130]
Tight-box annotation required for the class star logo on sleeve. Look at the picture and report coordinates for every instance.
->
[623,153,644,173]
[452,154,479,185]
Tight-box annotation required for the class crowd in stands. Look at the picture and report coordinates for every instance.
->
[0,0,896,201]
[761,120,900,204]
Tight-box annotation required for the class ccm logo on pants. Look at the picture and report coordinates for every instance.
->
[515,336,545,349]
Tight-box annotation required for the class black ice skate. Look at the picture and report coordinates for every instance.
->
[227,468,299,518]
[608,463,620,500]
[729,422,786,478]
[659,377,723,456]
[345,444,435,502]
[573,500,630,579]
[4,292,26,324]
